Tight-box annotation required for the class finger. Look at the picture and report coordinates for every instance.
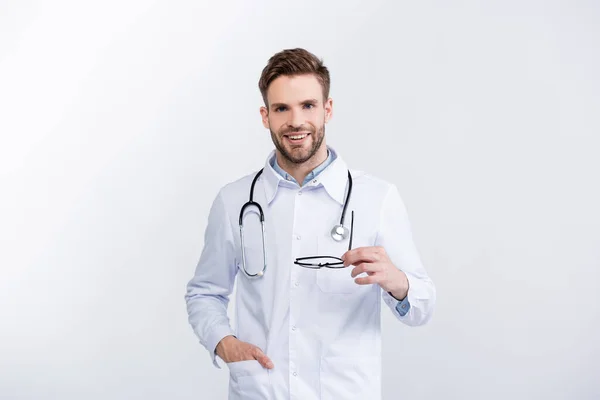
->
[355,274,380,285]
[253,347,274,369]
[350,262,382,278]
[342,247,380,266]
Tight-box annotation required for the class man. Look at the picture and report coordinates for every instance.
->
[185,48,436,399]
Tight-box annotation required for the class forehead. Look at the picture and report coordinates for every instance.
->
[267,74,323,104]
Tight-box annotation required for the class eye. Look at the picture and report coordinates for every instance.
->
[275,106,287,112]
[304,103,314,109]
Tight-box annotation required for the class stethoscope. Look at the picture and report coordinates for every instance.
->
[239,168,353,278]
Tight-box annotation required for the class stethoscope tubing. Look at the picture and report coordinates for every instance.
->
[239,168,352,278]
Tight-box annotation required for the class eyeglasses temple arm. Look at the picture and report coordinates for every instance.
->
[348,210,354,251]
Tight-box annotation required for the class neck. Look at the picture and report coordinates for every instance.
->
[276,146,328,185]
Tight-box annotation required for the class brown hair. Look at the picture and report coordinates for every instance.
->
[258,48,330,108]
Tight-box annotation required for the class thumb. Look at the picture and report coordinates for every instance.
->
[253,348,274,369]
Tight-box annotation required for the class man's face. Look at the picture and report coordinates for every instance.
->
[260,74,333,165]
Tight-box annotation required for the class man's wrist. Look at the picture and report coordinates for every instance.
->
[215,335,236,358]
[389,270,409,300]
[389,289,408,301]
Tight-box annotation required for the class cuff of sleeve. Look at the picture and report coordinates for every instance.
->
[382,290,411,317]
[395,295,411,316]
[205,325,236,369]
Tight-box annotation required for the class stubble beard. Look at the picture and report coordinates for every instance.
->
[270,123,325,165]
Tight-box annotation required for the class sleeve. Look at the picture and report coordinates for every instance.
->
[185,189,238,368]
[376,184,436,326]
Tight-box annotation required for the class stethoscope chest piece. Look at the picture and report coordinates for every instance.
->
[331,224,349,241]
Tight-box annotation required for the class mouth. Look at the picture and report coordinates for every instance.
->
[284,132,311,144]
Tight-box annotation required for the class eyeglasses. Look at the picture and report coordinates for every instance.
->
[293,211,354,269]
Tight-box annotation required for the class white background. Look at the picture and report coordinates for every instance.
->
[1,1,599,399]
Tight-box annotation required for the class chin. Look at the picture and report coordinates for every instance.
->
[290,150,316,164]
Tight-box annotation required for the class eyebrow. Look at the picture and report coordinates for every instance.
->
[270,98,319,110]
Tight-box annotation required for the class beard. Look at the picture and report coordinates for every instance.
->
[270,122,325,165]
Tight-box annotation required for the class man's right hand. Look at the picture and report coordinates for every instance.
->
[215,335,274,369]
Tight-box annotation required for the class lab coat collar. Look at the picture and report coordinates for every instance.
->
[261,145,349,206]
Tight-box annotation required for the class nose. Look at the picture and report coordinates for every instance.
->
[288,108,304,130]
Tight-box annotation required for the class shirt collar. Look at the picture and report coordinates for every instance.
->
[261,145,349,206]
[271,148,334,185]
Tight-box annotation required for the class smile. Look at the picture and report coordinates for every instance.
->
[285,132,310,142]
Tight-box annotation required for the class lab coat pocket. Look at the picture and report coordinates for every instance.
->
[315,235,358,294]
[227,359,270,400]
[320,355,380,400]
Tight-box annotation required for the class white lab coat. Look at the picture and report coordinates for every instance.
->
[185,146,436,399]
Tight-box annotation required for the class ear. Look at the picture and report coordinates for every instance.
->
[324,97,333,123]
[260,105,269,129]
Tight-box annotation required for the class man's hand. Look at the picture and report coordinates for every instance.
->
[342,246,409,300]
[215,335,274,369]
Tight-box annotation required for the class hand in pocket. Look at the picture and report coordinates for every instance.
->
[216,335,274,369]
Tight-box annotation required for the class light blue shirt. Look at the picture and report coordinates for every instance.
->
[270,149,411,316]
[270,148,336,187]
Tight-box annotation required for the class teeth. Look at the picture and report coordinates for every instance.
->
[289,134,307,140]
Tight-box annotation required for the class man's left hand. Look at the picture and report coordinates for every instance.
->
[341,246,409,300]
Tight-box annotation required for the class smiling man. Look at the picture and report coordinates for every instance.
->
[185,48,436,400]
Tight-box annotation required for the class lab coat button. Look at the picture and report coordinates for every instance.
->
[293,372,297,377]
[292,325,297,331]
[294,282,299,287]
[294,235,301,240]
